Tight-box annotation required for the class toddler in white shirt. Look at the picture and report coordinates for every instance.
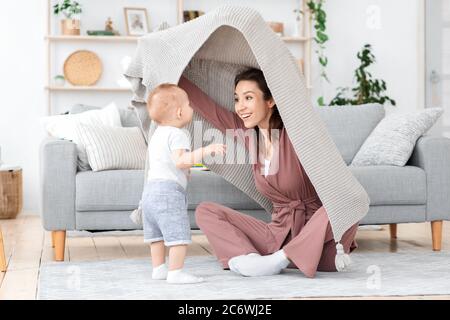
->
[142,83,226,284]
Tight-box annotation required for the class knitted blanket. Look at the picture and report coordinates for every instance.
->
[124,5,370,243]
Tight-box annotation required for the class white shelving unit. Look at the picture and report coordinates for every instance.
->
[45,35,141,42]
[45,0,312,115]
[45,35,310,43]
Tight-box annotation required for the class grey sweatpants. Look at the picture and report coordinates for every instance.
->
[141,179,191,246]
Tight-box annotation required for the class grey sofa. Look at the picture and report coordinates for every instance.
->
[40,104,450,261]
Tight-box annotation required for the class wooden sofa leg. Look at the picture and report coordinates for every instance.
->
[431,221,443,251]
[0,229,6,272]
[389,224,397,239]
[53,231,66,261]
[51,231,55,248]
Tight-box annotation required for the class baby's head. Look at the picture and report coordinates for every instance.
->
[146,83,193,127]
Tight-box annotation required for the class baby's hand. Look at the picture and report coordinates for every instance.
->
[205,144,227,157]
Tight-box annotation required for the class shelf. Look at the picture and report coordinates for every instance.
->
[45,0,312,115]
[281,36,310,42]
[45,35,140,42]
[46,86,132,92]
[45,35,309,43]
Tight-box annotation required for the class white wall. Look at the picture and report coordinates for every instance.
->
[0,0,424,213]
[0,1,47,214]
[312,0,424,115]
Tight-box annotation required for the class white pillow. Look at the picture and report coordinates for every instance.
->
[75,122,147,171]
[41,102,122,170]
[351,107,444,166]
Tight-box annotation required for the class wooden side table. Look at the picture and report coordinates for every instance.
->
[0,228,6,272]
[0,166,23,219]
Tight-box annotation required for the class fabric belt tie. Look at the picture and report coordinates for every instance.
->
[273,197,318,239]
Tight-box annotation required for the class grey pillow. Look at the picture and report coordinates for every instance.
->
[351,107,444,166]
[70,104,143,171]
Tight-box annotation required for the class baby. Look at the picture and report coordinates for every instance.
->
[143,83,226,284]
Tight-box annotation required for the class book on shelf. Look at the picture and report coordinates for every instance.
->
[86,30,117,36]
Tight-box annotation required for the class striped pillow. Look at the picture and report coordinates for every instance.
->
[76,123,147,171]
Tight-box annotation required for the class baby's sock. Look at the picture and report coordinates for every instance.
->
[167,269,204,284]
[229,250,290,277]
[152,263,168,280]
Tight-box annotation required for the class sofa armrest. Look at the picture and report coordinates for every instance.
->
[39,137,77,230]
[407,134,450,221]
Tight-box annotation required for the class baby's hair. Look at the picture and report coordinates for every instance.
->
[147,83,184,123]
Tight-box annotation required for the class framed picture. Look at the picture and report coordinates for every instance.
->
[124,7,150,36]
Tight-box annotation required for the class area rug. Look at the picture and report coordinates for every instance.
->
[37,251,450,299]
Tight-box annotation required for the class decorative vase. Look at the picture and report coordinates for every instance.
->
[292,10,303,37]
[61,19,80,35]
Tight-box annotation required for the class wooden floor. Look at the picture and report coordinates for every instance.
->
[0,215,448,300]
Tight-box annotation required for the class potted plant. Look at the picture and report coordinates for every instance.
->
[53,0,82,36]
[329,44,396,106]
[53,75,66,86]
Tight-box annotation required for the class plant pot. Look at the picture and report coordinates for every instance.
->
[267,21,284,36]
[61,19,80,36]
[54,76,66,87]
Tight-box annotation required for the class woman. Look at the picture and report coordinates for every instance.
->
[178,68,358,278]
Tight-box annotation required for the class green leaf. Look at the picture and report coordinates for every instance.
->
[316,31,329,42]
[318,96,325,106]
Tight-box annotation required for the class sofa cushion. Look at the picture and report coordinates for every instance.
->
[76,165,425,211]
[351,107,444,166]
[76,169,263,212]
[350,165,426,205]
[76,123,147,172]
[76,170,145,212]
[315,104,385,165]
[43,102,122,171]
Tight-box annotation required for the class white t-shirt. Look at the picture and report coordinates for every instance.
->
[147,126,191,189]
[264,159,270,177]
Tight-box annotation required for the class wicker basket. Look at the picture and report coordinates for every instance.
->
[64,50,103,86]
[0,169,23,219]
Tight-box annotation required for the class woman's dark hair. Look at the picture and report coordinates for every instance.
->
[234,68,283,142]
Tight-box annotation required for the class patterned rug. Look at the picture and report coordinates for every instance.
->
[37,251,450,299]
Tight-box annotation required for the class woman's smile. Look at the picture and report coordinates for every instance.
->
[239,113,253,120]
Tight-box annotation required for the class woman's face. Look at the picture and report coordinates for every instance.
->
[234,80,275,129]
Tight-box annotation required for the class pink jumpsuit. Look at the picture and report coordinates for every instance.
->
[179,77,359,278]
